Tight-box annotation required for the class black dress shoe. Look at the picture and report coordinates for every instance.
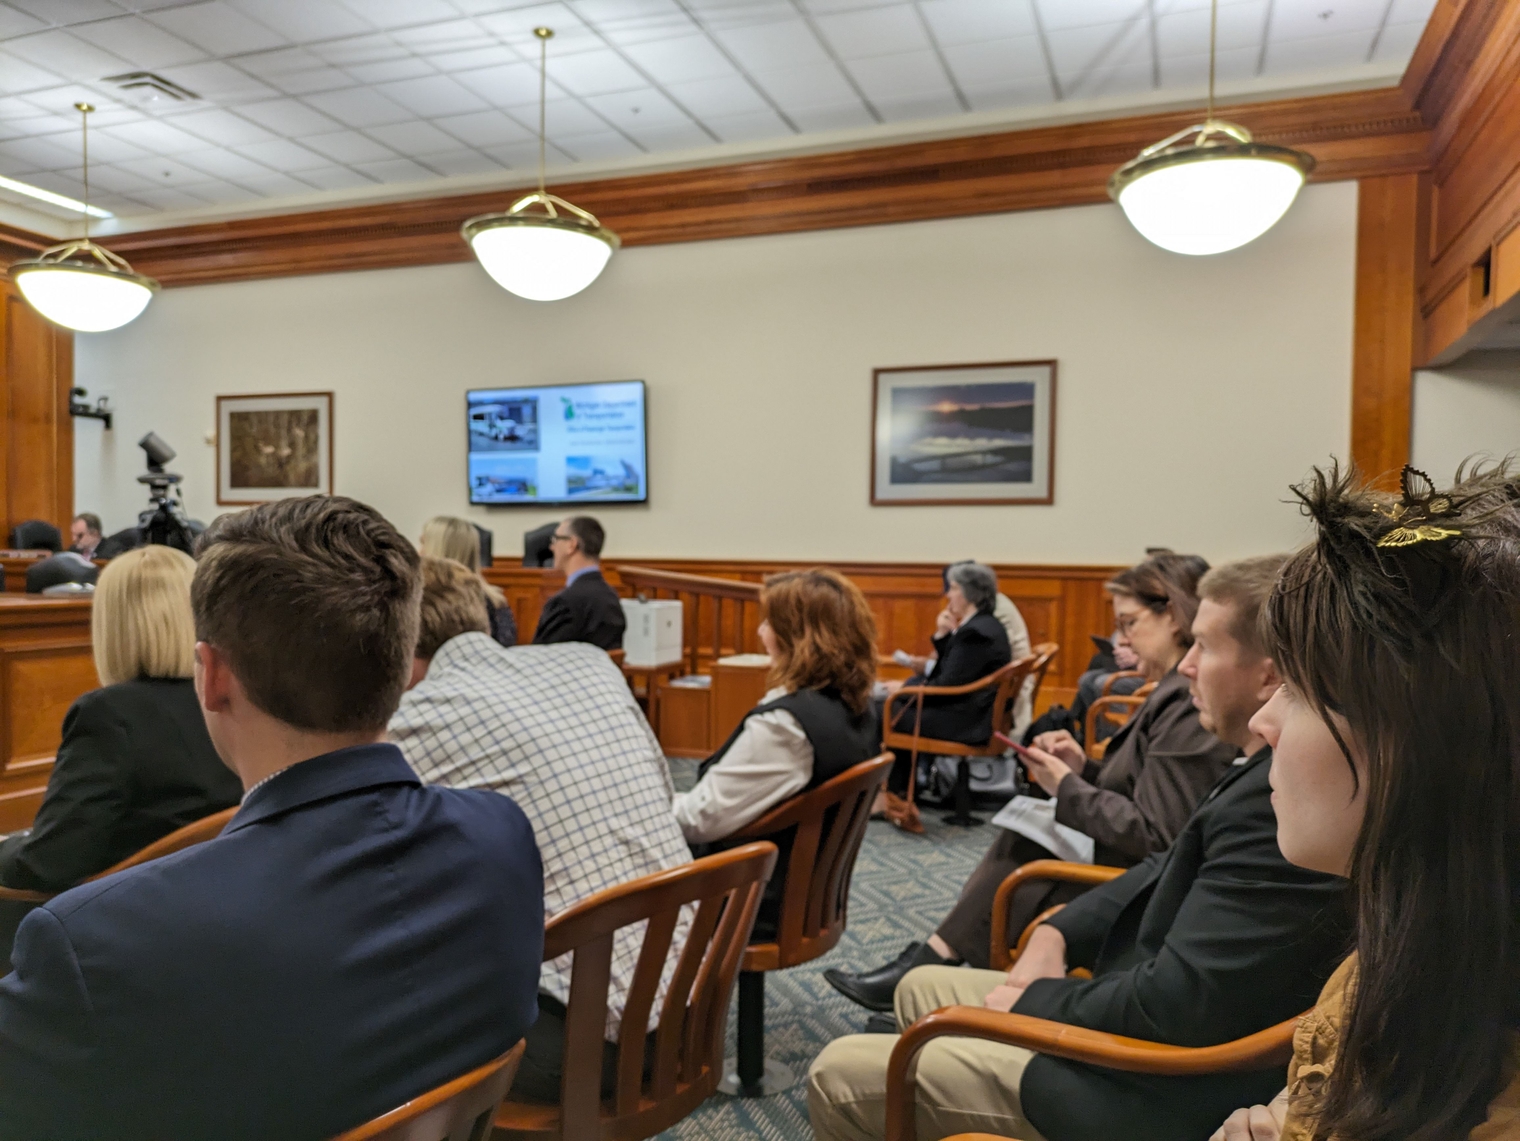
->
[863,1012,898,1034]
[823,942,944,1012]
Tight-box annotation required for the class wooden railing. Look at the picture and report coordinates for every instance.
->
[616,565,761,676]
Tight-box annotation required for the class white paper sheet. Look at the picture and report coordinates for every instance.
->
[989,795,1096,864]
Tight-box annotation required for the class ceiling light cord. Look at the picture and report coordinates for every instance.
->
[536,27,551,202]
[1207,0,1218,124]
[75,102,93,242]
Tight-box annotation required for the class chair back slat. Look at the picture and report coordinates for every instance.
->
[498,843,776,1141]
[987,654,1037,739]
[332,1039,524,1141]
[613,906,680,1116]
[1025,642,1059,709]
[731,753,894,971]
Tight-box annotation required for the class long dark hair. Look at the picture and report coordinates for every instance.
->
[1262,462,1520,1141]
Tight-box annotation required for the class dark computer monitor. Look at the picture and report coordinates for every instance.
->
[473,524,494,568]
[522,521,556,568]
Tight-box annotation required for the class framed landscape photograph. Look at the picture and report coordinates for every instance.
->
[871,361,1056,506]
[217,392,333,505]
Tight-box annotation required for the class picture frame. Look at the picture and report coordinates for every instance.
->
[870,360,1057,506]
[216,392,334,506]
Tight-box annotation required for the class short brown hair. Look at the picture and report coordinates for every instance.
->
[193,496,420,733]
[1196,554,1288,659]
[416,556,490,659]
[564,516,605,558]
[1106,551,1210,648]
[761,569,877,715]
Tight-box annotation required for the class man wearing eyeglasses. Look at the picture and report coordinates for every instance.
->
[530,516,626,651]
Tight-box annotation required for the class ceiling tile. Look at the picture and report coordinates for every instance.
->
[350,155,437,182]
[619,34,736,84]
[365,118,464,154]
[79,163,162,193]
[147,2,288,56]
[1035,0,1146,33]
[375,75,489,117]
[302,85,413,126]
[1068,59,1156,100]
[1044,19,1149,83]
[704,107,792,143]
[98,117,210,154]
[169,107,279,146]
[0,113,74,142]
[715,18,836,73]
[8,0,123,25]
[338,0,465,31]
[552,130,642,163]
[388,17,483,52]
[814,6,927,60]
[1156,2,1268,58]
[750,61,861,109]
[157,60,279,102]
[583,87,693,132]
[298,128,399,163]
[431,109,535,147]
[540,97,620,136]
[345,57,436,84]
[228,0,374,40]
[424,45,519,73]
[186,179,265,204]
[454,61,564,107]
[112,153,219,182]
[176,146,277,180]
[0,6,48,37]
[919,0,1037,45]
[846,50,954,102]
[621,120,709,151]
[1157,44,1258,89]
[961,78,1056,111]
[236,98,345,136]
[419,147,502,176]
[1264,28,1377,73]
[785,102,875,131]
[131,184,216,209]
[1373,20,1428,64]
[0,52,63,95]
[67,129,148,163]
[299,164,378,190]
[873,91,963,122]
[480,139,574,168]
[941,35,1049,91]
[663,74,770,117]
[309,33,409,69]
[71,16,208,70]
[0,133,81,171]
[234,137,331,170]
[1271,0,1390,41]
[544,48,649,96]
[235,169,320,195]
[1388,0,1439,23]
[2,30,128,81]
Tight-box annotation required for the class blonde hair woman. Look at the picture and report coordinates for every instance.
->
[0,546,242,924]
[419,516,516,647]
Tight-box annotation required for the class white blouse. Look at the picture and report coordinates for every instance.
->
[671,687,815,844]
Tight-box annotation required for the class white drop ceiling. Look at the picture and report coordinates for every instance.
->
[0,0,1437,233]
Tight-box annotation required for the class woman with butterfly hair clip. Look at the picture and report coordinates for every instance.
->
[1210,462,1520,1141]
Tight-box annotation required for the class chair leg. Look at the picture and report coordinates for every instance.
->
[718,970,798,1097]
[943,757,984,827]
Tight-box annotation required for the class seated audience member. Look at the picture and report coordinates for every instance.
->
[70,513,103,559]
[830,552,1237,1007]
[809,554,1351,1141]
[1212,465,1520,1141]
[419,514,516,646]
[532,515,626,650]
[391,557,690,1103]
[881,562,1013,816]
[673,569,879,931]
[0,546,242,948]
[0,496,544,1141]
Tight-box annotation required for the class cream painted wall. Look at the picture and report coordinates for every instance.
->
[1411,352,1520,480]
[74,181,1357,564]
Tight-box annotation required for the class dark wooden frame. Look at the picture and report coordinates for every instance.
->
[870,360,1057,507]
[215,390,334,506]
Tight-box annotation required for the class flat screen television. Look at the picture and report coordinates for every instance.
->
[467,380,648,506]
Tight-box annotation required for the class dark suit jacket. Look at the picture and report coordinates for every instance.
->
[0,678,243,898]
[1016,749,1352,1141]
[0,743,545,1141]
[1055,669,1240,866]
[894,609,1012,745]
[531,569,626,650]
[24,553,98,594]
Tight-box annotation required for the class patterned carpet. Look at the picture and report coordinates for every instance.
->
[659,757,992,1141]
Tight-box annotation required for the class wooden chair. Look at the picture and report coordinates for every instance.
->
[1023,642,1059,713]
[1083,681,1156,761]
[883,860,1302,1141]
[334,1040,526,1141]
[492,841,778,1141]
[605,648,626,668]
[882,651,1043,828]
[717,752,894,1097]
[0,805,239,904]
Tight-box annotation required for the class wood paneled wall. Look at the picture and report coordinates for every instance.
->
[484,558,1120,707]
[0,281,73,544]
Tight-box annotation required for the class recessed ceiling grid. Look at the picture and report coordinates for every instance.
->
[0,0,1437,221]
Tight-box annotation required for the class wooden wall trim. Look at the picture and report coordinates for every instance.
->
[0,87,1427,289]
[1352,174,1420,487]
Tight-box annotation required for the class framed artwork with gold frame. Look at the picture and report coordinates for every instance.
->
[216,391,333,505]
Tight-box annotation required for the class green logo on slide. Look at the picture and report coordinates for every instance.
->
[561,397,575,421]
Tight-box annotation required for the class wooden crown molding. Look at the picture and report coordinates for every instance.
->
[0,86,1429,289]
[0,222,50,266]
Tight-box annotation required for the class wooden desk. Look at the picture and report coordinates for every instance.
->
[0,550,52,594]
[0,596,96,831]
[710,655,772,750]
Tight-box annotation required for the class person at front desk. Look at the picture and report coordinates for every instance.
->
[531,515,626,651]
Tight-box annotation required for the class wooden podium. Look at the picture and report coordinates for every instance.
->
[710,654,772,750]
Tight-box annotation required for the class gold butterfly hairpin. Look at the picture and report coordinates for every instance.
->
[1375,465,1463,549]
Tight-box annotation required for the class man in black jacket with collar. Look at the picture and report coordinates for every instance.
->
[531,515,625,650]
[808,555,1352,1141]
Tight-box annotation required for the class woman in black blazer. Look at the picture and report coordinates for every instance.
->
[0,546,242,937]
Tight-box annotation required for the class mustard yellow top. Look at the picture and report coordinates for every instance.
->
[1283,954,1520,1141]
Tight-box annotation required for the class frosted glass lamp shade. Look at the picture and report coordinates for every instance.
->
[464,214,618,302]
[1109,135,1315,257]
[10,253,157,333]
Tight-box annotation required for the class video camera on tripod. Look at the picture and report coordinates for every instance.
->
[137,432,200,554]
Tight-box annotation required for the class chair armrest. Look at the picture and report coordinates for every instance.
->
[728,752,894,839]
[1099,670,1144,697]
[0,885,53,904]
[990,860,1125,970]
[1084,693,1148,760]
[883,1006,1299,1141]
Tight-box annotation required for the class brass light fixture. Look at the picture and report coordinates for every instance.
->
[1108,0,1315,256]
[9,103,159,332]
[462,28,620,301]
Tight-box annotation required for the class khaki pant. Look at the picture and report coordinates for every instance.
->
[808,966,1047,1141]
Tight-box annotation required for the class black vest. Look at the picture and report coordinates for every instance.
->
[697,688,879,939]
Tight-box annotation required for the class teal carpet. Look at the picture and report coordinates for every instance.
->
[659,758,990,1141]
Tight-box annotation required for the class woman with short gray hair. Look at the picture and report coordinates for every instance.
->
[879,560,1013,829]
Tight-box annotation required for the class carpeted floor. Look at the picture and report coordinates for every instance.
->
[657,757,992,1141]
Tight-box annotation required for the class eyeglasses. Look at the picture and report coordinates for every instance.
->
[550,532,573,543]
[1114,612,1146,635]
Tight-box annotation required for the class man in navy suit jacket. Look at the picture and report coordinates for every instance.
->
[0,496,545,1141]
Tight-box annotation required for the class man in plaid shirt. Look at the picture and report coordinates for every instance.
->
[389,558,692,1102]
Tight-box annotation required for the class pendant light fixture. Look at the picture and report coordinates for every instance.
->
[9,103,158,332]
[1108,0,1315,256]
[462,28,619,301]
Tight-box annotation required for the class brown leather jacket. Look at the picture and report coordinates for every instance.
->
[1052,668,1238,866]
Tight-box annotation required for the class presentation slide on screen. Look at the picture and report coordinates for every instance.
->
[467,380,647,506]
